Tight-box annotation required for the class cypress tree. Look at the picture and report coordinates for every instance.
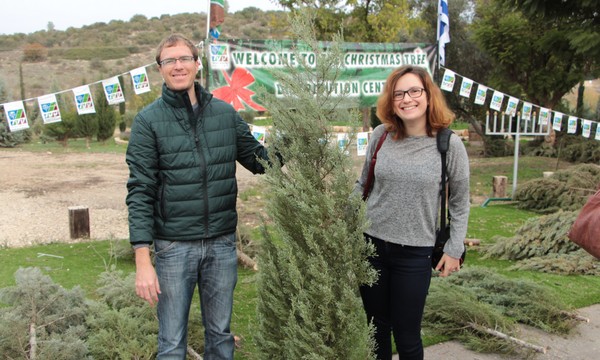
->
[95,87,117,143]
[255,9,376,359]
[0,77,27,147]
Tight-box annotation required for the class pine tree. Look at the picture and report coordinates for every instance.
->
[0,267,89,359]
[255,9,376,359]
[86,269,159,359]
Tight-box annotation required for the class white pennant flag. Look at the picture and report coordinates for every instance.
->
[459,77,474,98]
[489,90,504,111]
[337,133,349,155]
[567,116,578,134]
[102,76,125,105]
[130,67,151,95]
[552,112,563,131]
[440,69,456,92]
[521,102,532,121]
[73,85,96,115]
[38,94,62,124]
[582,120,592,138]
[3,101,29,132]
[474,84,488,105]
[505,96,519,116]
[539,108,550,125]
[251,125,266,145]
[357,132,369,157]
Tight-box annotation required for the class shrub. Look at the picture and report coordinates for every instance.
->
[22,42,48,62]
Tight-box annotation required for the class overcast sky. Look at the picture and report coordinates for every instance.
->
[1,0,283,35]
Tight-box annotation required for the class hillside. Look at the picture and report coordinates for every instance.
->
[0,8,288,103]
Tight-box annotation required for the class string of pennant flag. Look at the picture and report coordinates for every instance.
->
[1,62,156,133]
[3,57,598,153]
[439,66,600,141]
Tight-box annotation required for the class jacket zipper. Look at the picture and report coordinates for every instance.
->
[186,92,211,238]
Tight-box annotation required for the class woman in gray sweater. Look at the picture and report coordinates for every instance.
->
[355,65,470,360]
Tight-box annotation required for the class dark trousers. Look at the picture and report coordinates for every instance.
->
[360,235,433,360]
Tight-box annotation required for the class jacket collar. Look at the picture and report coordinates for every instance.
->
[161,82,213,110]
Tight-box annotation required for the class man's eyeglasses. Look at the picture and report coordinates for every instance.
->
[159,56,196,67]
[393,87,424,101]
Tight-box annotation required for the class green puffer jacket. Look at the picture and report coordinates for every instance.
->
[126,82,268,245]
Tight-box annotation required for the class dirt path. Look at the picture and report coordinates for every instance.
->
[0,149,258,247]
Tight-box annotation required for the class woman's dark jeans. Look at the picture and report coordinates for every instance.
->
[360,234,433,360]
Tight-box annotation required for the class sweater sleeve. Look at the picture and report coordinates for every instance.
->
[445,134,470,258]
[235,113,270,174]
[353,124,386,197]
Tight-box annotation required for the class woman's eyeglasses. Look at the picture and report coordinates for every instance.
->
[393,87,424,101]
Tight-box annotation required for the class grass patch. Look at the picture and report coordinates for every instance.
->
[469,155,571,197]
[10,137,128,154]
[0,240,134,298]
[467,204,536,240]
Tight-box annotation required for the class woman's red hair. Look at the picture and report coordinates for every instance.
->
[376,66,455,140]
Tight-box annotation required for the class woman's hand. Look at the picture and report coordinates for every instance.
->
[436,253,461,278]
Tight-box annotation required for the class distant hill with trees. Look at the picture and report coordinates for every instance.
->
[0,8,289,102]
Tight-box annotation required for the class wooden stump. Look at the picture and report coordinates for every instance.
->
[492,176,508,198]
[68,206,90,239]
[543,171,554,178]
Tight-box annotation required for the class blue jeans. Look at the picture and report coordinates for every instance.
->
[154,233,238,360]
[360,234,433,360]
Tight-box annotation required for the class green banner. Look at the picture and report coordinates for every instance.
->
[208,39,435,112]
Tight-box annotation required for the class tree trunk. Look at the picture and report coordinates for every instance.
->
[29,322,37,360]
[468,322,547,353]
[238,250,258,271]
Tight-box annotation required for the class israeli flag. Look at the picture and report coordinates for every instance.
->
[438,0,450,66]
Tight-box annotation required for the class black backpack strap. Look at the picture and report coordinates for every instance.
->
[437,128,453,229]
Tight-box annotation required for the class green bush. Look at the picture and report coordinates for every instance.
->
[49,46,131,60]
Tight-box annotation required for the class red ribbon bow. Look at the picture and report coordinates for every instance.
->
[212,68,266,112]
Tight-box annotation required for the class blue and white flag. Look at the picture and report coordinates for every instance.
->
[438,0,450,66]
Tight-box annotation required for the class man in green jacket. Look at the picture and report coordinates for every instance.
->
[126,34,270,360]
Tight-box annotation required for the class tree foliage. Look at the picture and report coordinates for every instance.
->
[0,77,28,147]
[86,269,159,360]
[483,210,581,260]
[480,209,600,275]
[255,9,376,359]
[446,267,577,334]
[424,281,517,354]
[95,89,117,142]
[513,164,600,213]
[472,0,594,108]
[499,0,600,60]
[0,267,89,359]
[43,93,78,146]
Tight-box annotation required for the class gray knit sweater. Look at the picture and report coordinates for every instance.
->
[355,124,470,259]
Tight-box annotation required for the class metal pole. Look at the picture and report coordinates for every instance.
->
[204,0,211,91]
[512,114,521,197]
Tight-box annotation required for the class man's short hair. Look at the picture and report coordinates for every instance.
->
[155,34,199,65]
